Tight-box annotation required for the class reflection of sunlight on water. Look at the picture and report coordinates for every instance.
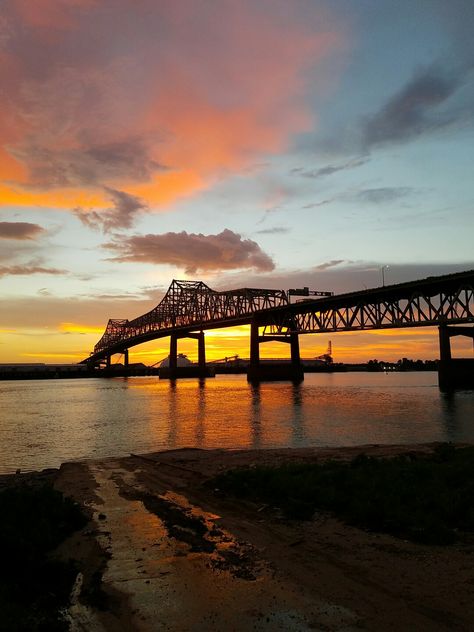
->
[249,384,262,448]
[0,374,473,472]
[195,379,206,446]
[291,384,306,447]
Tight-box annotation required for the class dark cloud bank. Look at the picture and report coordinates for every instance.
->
[300,56,474,175]
[362,64,472,150]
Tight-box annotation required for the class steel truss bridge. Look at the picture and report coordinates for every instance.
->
[260,269,474,334]
[83,270,474,381]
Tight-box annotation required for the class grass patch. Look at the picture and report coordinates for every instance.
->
[210,444,474,545]
[0,483,87,632]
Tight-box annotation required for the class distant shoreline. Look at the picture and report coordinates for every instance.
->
[0,362,438,380]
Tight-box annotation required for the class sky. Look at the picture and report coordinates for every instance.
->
[1,0,473,364]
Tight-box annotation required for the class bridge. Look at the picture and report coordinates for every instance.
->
[82,269,474,387]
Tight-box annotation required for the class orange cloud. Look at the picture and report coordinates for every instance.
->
[59,322,105,334]
[21,352,86,360]
[0,0,344,217]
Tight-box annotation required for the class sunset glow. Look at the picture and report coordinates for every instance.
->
[1,0,473,364]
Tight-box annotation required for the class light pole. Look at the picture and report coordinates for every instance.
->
[381,265,389,287]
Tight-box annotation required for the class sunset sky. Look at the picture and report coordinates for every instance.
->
[1,0,473,364]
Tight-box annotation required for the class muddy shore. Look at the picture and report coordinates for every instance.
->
[4,443,474,631]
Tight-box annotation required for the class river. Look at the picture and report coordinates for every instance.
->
[0,372,473,473]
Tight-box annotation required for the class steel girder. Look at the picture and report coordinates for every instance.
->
[261,279,474,336]
[92,279,288,356]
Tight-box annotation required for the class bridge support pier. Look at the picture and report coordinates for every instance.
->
[169,334,178,373]
[161,331,214,379]
[438,325,474,390]
[123,349,129,367]
[247,320,304,384]
[106,355,111,369]
[197,331,206,371]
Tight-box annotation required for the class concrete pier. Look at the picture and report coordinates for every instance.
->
[438,325,474,390]
[160,331,214,379]
[247,320,304,384]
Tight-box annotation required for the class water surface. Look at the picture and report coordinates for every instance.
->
[0,373,472,473]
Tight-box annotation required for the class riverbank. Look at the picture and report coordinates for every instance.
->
[0,360,439,380]
[0,470,87,631]
[3,443,474,631]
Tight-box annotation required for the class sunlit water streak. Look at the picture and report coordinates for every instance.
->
[0,373,473,473]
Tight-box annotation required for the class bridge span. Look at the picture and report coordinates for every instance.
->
[82,269,474,387]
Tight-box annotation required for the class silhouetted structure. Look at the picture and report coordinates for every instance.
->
[82,270,474,386]
[438,324,474,390]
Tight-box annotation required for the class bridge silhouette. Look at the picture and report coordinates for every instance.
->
[82,269,474,387]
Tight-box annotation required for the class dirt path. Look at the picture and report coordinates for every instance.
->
[55,446,474,631]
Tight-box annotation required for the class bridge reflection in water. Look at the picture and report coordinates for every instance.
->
[82,270,474,389]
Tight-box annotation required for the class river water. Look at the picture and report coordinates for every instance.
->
[0,373,473,474]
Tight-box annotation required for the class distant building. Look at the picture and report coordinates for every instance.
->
[159,353,193,368]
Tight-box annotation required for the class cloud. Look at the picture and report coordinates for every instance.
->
[11,137,164,190]
[303,187,414,209]
[0,239,42,263]
[0,221,45,240]
[104,229,275,274]
[292,156,368,179]
[314,259,346,270]
[0,0,344,211]
[354,187,414,204]
[256,226,290,235]
[0,262,67,277]
[78,291,148,301]
[302,199,334,209]
[362,65,471,149]
[74,187,148,232]
[59,322,106,335]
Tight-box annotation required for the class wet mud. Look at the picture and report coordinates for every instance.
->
[51,445,474,631]
[119,487,262,580]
